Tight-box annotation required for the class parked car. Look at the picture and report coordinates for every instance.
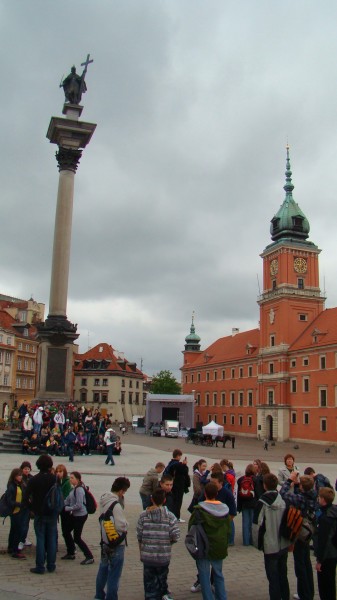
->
[150,424,161,437]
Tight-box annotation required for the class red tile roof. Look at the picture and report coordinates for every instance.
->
[290,307,337,351]
[186,328,260,367]
[74,342,144,376]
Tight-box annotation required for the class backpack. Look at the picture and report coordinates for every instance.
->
[99,501,127,549]
[42,482,64,516]
[297,508,316,543]
[0,490,12,518]
[75,485,97,515]
[185,509,209,560]
[238,476,255,500]
[279,505,303,542]
[109,431,117,444]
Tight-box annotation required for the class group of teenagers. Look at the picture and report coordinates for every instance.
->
[138,450,337,600]
[2,449,337,600]
[20,405,123,461]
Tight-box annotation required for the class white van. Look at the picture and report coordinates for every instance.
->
[132,415,142,430]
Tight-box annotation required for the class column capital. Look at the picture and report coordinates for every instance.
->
[56,147,82,172]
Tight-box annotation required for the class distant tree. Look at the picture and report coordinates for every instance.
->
[150,370,181,394]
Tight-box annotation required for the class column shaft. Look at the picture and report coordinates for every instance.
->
[49,169,75,316]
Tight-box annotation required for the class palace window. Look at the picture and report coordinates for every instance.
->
[248,391,253,406]
[298,278,304,289]
[128,392,132,404]
[319,388,327,407]
[291,411,297,424]
[103,379,108,386]
[270,335,275,347]
[248,366,253,377]
[269,362,274,374]
[213,393,217,406]
[222,370,226,380]
[291,379,297,393]
[223,415,227,425]
[214,370,217,381]
[248,415,252,427]
[197,372,201,382]
[320,355,326,370]
[231,368,235,379]
[206,372,210,382]
[94,379,100,386]
[320,418,327,432]
[268,390,274,405]
[303,412,309,425]
[206,393,210,406]
[239,415,243,426]
[221,392,226,406]
[303,377,310,393]
[230,415,235,425]
[81,378,87,386]
[239,392,244,406]
[230,392,235,406]
[303,357,309,366]
[239,367,243,378]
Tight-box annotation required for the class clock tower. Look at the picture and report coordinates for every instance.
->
[257,147,325,441]
[259,146,325,348]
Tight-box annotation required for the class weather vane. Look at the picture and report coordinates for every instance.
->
[60,54,93,105]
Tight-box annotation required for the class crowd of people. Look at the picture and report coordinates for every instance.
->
[2,445,337,600]
[19,404,123,460]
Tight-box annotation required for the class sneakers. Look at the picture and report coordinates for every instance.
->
[190,581,201,593]
[293,596,300,600]
[177,518,186,523]
[80,557,94,565]
[162,595,174,600]
[12,552,26,559]
[61,554,75,560]
[24,539,32,546]
[30,567,44,574]
[18,542,25,551]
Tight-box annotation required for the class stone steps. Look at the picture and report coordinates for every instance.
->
[0,429,22,453]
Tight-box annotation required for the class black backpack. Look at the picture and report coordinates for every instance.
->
[185,509,209,560]
[0,490,12,519]
[74,485,97,515]
[42,482,64,516]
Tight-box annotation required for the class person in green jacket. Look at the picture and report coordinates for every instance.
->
[188,482,230,600]
[55,464,73,558]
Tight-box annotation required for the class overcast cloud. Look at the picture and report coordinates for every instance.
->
[1,1,337,379]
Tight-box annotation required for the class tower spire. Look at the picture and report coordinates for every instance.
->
[184,312,201,352]
[270,146,310,242]
[283,144,294,198]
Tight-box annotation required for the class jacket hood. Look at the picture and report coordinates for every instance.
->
[146,468,158,476]
[326,505,337,519]
[199,501,229,518]
[259,490,284,510]
[145,505,170,523]
[100,492,119,514]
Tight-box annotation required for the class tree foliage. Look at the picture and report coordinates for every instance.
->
[150,370,181,394]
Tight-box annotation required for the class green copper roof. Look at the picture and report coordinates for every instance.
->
[270,146,310,242]
[185,313,201,351]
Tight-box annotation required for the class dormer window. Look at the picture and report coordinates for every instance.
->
[292,216,303,231]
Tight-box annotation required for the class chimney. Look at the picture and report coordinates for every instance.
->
[232,328,239,336]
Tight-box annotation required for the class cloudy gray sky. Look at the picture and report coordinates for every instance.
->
[1,1,337,379]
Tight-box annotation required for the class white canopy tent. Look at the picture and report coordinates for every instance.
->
[202,420,224,437]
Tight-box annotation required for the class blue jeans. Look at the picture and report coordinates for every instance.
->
[196,558,227,600]
[95,545,125,600]
[242,508,254,546]
[140,493,151,510]
[34,515,57,572]
[105,445,115,465]
[229,519,235,544]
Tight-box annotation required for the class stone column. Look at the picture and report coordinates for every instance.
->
[49,148,81,317]
[35,104,96,404]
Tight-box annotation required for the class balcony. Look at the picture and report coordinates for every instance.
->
[258,286,325,303]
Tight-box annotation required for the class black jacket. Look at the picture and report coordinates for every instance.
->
[24,472,56,515]
[316,504,337,563]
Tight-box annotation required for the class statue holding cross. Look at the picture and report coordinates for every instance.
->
[60,54,93,105]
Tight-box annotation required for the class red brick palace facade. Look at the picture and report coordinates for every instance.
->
[181,148,337,444]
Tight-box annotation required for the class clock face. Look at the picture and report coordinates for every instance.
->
[294,257,307,274]
[270,259,278,276]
